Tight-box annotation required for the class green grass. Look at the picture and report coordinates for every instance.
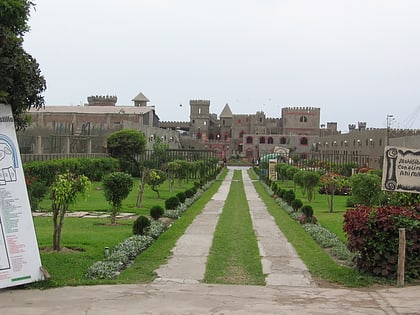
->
[253,179,376,287]
[115,170,228,283]
[37,179,196,216]
[204,170,265,285]
[33,217,133,287]
[274,180,350,242]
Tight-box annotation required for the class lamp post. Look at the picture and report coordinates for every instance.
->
[386,114,394,145]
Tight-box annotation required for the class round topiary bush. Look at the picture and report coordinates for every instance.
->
[185,189,195,199]
[278,189,287,199]
[291,199,303,212]
[165,196,180,210]
[176,191,186,204]
[283,189,296,205]
[302,205,314,217]
[133,215,151,235]
[150,205,164,220]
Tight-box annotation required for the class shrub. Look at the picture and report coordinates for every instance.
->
[283,189,295,205]
[184,188,195,199]
[176,191,187,204]
[150,205,164,220]
[299,205,317,224]
[278,189,287,199]
[25,177,48,211]
[344,205,420,279]
[349,173,382,206]
[291,199,303,212]
[133,215,151,235]
[102,172,134,224]
[165,196,180,210]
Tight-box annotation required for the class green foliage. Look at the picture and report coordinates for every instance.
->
[146,169,167,198]
[150,205,164,220]
[291,199,303,212]
[301,171,320,202]
[385,191,420,207]
[176,191,186,203]
[132,215,151,235]
[283,189,295,205]
[102,172,134,224]
[349,173,382,206]
[276,163,292,181]
[25,176,48,211]
[165,196,180,210]
[184,188,195,198]
[107,129,146,174]
[0,0,46,130]
[301,205,314,217]
[50,172,91,251]
[24,158,119,185]
[344,205,420,279]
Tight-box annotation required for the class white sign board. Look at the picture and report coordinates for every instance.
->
[382,146,420,194]
[0,104,44,289]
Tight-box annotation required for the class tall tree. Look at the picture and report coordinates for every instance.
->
[107,129,147,207]
[0,0,46,130]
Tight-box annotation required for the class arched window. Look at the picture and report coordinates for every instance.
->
[239,130,244,138]
[300,137,308,145]
[267,137,274,144]
[280,137,287,144]
[300,116,308,122]
[259,137,265,144]
[246,136,253,144]
[224,132,229,140]
[196,132,202,140]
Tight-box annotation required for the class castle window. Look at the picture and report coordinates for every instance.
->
[300,137,308,145]
[196,132,202,140]
[239,131,244,138]
[246,136,253,144]
[203,121,207,126]
[268,137,274,144]
[259,137,265,144]
[238,119,241,124]
[300,116,308,122]
[259,117,263,123]
[280,137,287,144]
[223,119,225,126]
[192,119,195,124]
[198,108,201,114]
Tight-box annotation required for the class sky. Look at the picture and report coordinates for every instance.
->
[23,0,420,132]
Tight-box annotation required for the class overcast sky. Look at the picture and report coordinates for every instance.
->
[23,0,420,132]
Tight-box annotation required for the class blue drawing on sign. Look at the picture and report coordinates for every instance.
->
[0,135,18,186]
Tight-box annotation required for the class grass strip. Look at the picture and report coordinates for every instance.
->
[204,170,265,285]
[116,170,228,283]
[252,179,376,287]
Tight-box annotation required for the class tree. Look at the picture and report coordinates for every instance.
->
[146,169,167,198]
[102,172,134,224]
[301,171,320,203]
[320,172,345,213]
[349,173,382,207]
[107,129,147,207]
[0,0,46,130]
[50,172,91,251]
[107,129,146,174]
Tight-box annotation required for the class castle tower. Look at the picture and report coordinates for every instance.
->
[190,99,210,140]
[281,107,320,135]
[132,92,150,107]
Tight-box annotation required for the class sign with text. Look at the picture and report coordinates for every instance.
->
[382,146,420,194]
[0,104,44,289]
[269,159,277,181]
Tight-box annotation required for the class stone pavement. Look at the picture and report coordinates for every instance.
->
[1,166,419,314]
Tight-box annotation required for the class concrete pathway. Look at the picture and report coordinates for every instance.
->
[153,169,233,284]
[242,169,316,287]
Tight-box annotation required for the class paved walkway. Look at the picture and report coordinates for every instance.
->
[1,166,419,314]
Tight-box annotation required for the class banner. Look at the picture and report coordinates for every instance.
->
[382,146,420,194]
[0,104,44,289]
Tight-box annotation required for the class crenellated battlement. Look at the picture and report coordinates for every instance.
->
[282,106,320,112]
[190,99,210,106]
[87,95,117,106]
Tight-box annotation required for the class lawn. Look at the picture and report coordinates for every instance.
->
[204,170,265,285]
[37,178,197,216]
[273,179,350,242]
